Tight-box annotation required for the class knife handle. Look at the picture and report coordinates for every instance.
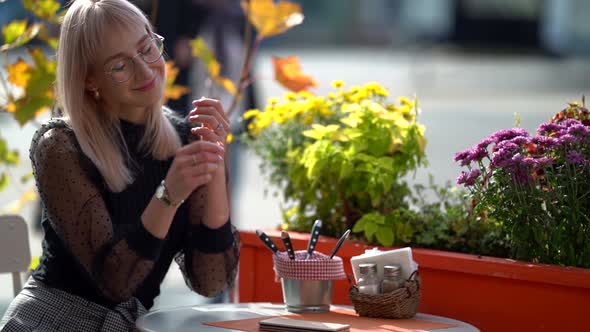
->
[256,229,279,253]
[281,231,296,260]
[306,220,322,259]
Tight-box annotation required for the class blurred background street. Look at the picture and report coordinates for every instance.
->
[2,0,590,316]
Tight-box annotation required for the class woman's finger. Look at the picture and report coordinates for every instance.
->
[185,162,219,177]
[180,152,223,169]
[191,98,229,122]
[191,125,225,143]
[179,140,225,156]
[188,173,213,188]
[188,107,230,132]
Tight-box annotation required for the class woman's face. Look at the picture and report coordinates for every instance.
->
[87,23,166,121]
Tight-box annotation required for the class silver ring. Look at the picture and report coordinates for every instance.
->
[216,123,224,131]
[191,154,197,167]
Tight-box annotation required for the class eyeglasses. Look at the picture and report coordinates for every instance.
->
[103,34,165,84]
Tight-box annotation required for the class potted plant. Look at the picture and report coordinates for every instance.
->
[237,99,590,332]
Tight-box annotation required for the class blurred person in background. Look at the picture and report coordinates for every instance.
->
[0,0,238,330]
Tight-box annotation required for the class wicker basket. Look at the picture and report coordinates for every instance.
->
[348,270,420,319]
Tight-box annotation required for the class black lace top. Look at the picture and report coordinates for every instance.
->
[29,110,239,310]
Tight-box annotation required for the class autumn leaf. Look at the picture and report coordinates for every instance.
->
[190,37,236,95]
[2,20,27,45]
[241,0,303,38]
[23,0,61,23]
[272,56,318,92]
[1,21,42,52]
[164,61,189,103]
[10,48,56,125]
[6,59,32,87]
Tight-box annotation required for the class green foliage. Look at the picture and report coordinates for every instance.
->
[241,82,427,243]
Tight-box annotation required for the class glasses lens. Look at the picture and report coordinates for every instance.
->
[110,58,134,83]
[142,38,164,63]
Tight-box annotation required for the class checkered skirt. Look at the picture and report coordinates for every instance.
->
[0,277,146,331]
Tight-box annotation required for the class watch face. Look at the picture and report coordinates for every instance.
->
[156,183,165,199]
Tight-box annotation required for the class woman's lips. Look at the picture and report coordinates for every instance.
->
[134,77,156,91]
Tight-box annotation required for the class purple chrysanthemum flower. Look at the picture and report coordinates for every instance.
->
[454,146,488,166]
[470,147,488,162]
[508,136,529,145]
[522,157,553,167]
[567,124,590,137]
[511,153,524,163]
[566,150,585,165]
[456,169,481,187]
[476,137,495,150]
[537,122,564,136]
[490,128,529,143]
[558,134,577,144]
[560,119,582,128]
[491,142,520,168]
[530,136,559,148]
[454,149,471,163]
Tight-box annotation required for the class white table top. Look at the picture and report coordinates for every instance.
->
[136,303,480,332]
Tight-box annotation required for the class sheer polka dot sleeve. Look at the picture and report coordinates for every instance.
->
[30,122,164,303]
[174,177,239,297]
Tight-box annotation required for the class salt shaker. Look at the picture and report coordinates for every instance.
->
[381,265,403,293]
[357,263,380,295]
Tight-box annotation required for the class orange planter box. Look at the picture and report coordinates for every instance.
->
[238,230,590,332]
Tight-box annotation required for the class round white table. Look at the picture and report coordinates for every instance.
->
[136,303,480,332]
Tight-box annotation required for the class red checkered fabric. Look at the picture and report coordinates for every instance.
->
[273,250,346,280]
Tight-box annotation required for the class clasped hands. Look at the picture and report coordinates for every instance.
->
[164,97,229,204]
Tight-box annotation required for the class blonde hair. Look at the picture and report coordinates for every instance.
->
[57,0,181,192]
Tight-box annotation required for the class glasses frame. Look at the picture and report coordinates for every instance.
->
[103,33,165,84]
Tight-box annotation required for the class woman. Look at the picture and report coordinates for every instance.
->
[0,0,238,330]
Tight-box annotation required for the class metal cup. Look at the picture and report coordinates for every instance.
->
[280,278,334,313]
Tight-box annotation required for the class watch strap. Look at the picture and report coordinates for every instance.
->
[157,180,184,207]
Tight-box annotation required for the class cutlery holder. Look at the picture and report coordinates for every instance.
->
[273,251,346,313]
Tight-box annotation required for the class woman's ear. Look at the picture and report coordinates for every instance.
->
[86,77,100,100]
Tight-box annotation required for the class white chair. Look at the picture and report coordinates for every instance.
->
[0,215,31,297]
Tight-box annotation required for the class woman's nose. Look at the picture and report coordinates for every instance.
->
[134,57,154,80]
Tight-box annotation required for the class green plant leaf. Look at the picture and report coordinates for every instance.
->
[365,221,378,240]
[376,225,394,246]
[0,173,8,191]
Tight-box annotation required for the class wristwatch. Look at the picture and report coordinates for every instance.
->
[155,180,184,207]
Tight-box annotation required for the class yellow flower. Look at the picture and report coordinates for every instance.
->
[284,92,297,101]
[331,80,344,89]
[398,96,415,109]
[268,97,280,105]
[226,133,234,144]
[243,109,261,120]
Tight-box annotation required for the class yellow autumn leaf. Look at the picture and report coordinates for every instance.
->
[1,188,38,214]
[216,77,237,95]
[241,0,304,38]
[6,59,32,87]
[272,56,318,92]
[0,22,41,52]
[164,61,190,103]
[190,37,236,95]
[23,0,61,23]
[2,20,27,44]
[10,48,56,125]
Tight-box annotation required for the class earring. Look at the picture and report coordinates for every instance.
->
[91,89,100,100]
